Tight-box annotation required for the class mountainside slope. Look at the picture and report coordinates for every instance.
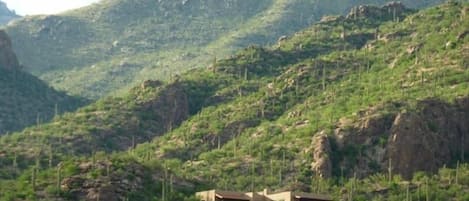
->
[0,30,86,135]
[0,2,468,201]
[142,1,469,188]
[6,0,443,99]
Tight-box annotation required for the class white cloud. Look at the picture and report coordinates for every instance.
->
[3,0,101,15]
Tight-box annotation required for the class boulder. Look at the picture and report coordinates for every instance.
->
[457,30,469,41]
[141,80,163,90]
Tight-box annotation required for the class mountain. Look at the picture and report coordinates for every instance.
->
[0,1,19,25]
[5,0,444,99]
[0,30,87,135]
[0,1,468,201]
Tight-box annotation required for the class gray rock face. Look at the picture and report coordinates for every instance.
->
[311,131,333,178]
[387,99,469,178]
[0,30,20,70]
[312,98,469,179]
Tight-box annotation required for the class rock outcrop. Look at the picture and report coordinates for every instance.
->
[347,1,409,21]
[60,159,195,201]
[0,30,20,71]
[311,131,332,178]
[332,105,397,178]
[142,81,190,131]
[62,81,190,155]
[61,161,146,201]
[387,99,469,178]
[313,98,469,179]
[141,80,163,90]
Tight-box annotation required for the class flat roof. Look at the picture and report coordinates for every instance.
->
[215,190,251,200]
[293,192,333,201]
[196,189,332,201]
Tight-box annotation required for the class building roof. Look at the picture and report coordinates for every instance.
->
[293,192,333,201]
[215,190,251,200]
[196,189,332,201]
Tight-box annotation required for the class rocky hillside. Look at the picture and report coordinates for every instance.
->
[5,0,443,99]
[0,1,19,25]
[0,2,468,201]
[0,30,86,135]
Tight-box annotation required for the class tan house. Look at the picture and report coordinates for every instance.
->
[196,189,332,201]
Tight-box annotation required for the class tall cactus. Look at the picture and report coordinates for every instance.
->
[388,158,393,185]
[31,166,37,192]
[48,145,53,169]
[13,151,18,174]
[56,163,62,196]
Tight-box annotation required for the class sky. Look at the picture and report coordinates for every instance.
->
[3,0,101,15]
